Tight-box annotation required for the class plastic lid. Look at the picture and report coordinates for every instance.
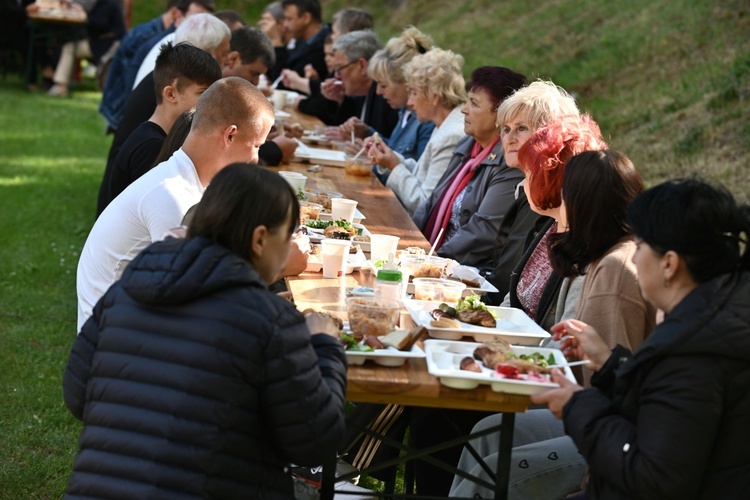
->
[377,269,402,282]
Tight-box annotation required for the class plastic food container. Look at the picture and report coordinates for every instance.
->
[344,156,372,176]
[400,255,449,280]
[346,297,401,339]
[412,278,466,302]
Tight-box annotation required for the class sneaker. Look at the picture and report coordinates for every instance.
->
[47,84,68,97]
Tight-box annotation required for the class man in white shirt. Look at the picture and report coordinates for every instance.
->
[77,77,275,331]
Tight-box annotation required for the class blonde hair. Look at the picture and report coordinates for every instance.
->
[367,26,433,84]
[403,48,466,109]
[496,80,580,132]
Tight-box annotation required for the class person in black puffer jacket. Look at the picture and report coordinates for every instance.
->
[533,177,750,498]
[63,164,347,499]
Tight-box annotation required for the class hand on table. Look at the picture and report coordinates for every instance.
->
[281,121,304,139]
[276,234,310,280]
[365,138,399,170]
[321,78,345,104]
[339,117,370,139]
[272,135,298,163]
[303,63,319,81]
[529,370,583,419]
[281,69,310,94]
[550,319,611,372]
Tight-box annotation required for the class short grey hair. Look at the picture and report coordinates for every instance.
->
[332,30,382,63]
[262,1,284,22]
[175,13,231,53]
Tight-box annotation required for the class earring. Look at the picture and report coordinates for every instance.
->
[663,276,670,288]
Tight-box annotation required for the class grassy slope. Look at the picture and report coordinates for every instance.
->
[0,0,747,497]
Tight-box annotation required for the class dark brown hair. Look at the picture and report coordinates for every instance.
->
[548,150,645,277]
[465,66,526,110]
[187,164,299,263]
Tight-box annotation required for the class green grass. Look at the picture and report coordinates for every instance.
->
[1,0,748,496]
[0,78,105,498]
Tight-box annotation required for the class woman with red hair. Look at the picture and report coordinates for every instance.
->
[502,114,607,329]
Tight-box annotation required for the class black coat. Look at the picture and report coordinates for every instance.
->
[486,187,541,303]
[271,25,330,86]
[64,237,347,499]
[490,217,562,326]
[564,270,750,499]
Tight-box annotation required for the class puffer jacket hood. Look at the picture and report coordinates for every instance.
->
[122,236,265,305]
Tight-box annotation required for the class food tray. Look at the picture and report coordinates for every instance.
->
[305,223,372,252]
[293,145,347,167]
[405,277,498,297]
[319,209,366,223]
[306,248,367,274]
[404,300,550,346]
[300,133,331,146]
[343,323,425,366]
[423,339,575,395]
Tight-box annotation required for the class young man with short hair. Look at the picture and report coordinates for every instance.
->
[98,0,216,131]
[97,43,222,213]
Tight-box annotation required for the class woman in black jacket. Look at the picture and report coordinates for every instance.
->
[64,164,347,499]
[535,177,750,498]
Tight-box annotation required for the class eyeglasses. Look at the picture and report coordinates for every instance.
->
[333,60,357,75]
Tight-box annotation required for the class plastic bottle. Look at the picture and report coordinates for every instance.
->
[374,254,403,304]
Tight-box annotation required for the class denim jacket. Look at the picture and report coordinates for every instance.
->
[374,108,435,183]
[99,17,173,130]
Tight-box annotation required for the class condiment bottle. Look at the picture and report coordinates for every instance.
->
[374,254,403,304]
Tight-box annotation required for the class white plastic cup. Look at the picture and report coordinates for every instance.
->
[321,239,352,278]
[370,234,400,264]
[279,171,307,192]
[271,90,286,109]
[330,198,358,222]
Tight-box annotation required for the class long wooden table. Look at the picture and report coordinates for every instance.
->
[276,109,529,499]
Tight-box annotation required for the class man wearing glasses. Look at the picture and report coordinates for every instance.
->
[321,30,399,140]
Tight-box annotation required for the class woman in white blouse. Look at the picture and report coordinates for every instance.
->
[366,48,467,215]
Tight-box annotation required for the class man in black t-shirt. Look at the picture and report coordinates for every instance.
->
[96,43,221,215]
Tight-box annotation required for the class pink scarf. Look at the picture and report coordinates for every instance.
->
[426,137,501,247]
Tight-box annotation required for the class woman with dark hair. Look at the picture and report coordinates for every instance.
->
[532,177,750,498]
[63,165,347,498]
[450,148,655,499]
[411,65,527,269]
[548,150,655,383]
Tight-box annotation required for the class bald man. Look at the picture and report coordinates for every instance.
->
[77,77,274,331]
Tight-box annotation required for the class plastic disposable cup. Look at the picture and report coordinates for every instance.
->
[279,171,307,192]
[330,198,358,222]
[271,90,286,109]
[370,234,400,264]
[321,239,352,278]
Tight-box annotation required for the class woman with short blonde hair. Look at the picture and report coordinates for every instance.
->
[364,26,436,181]
[366,48,468,214]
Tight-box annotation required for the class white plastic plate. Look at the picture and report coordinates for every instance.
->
[424,339,575,395]
[404,299,550,346]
